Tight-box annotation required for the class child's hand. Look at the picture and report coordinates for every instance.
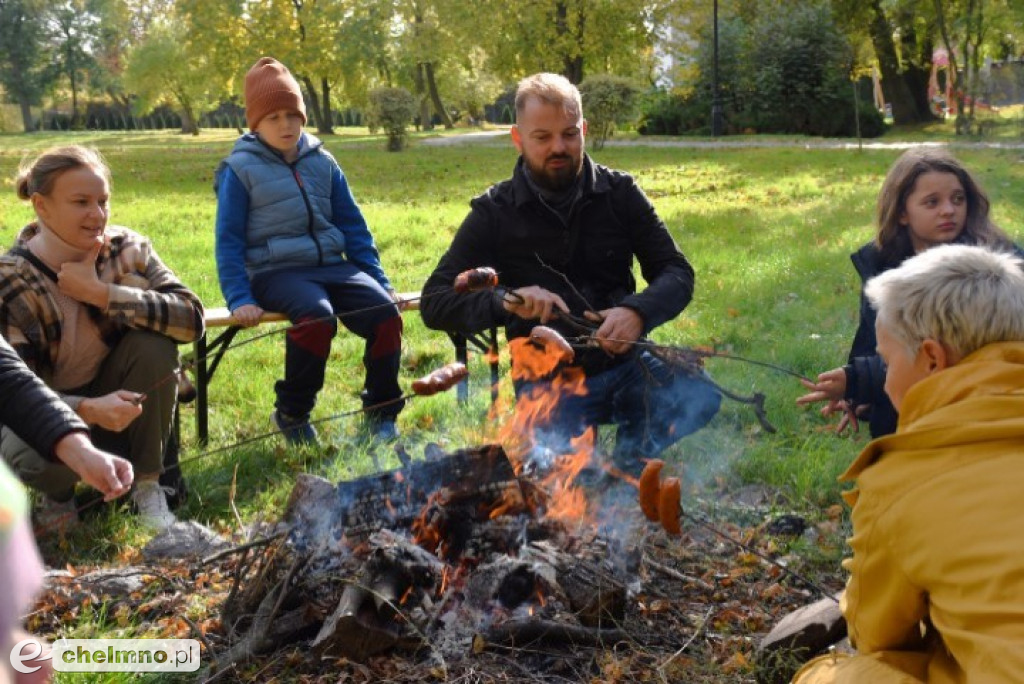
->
[232,304,264,327]
[387,288,409,312]
[796,368,847,405]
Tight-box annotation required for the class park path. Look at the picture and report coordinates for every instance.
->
[421,127,1024,150]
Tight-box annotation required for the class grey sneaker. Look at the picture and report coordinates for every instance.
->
[36,496,79,535]
[368,418,400,442]
[131,480,177,529]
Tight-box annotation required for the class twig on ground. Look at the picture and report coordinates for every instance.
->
[657,606,714,682]
[644,555,715,592]
[202,530,288,566]
[181,614,219,670]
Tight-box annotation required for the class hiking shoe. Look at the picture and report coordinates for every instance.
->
[131,480,177,530]
[36,496,79,535]
[272,410,318,446]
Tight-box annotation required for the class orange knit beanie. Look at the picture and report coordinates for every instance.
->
[244,57,307,131]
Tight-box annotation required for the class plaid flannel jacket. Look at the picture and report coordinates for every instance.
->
[0,223,204,383]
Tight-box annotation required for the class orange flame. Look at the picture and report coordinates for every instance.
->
[499,335,596,527]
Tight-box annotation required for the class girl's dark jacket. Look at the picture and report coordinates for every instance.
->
[420,155,694,377]
[845,239,1024,438]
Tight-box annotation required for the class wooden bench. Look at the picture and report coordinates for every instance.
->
[185,293,499,443]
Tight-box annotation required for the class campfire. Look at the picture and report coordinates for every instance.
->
[157,324,840,681]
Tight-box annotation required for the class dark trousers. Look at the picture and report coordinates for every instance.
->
[251,263,404,421]
[1,330,178,501]
[514,351,721,477]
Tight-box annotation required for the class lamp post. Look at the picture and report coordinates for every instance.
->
[711,0,724,136]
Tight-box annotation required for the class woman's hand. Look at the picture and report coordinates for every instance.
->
[231,304,264,328]
[77,390,144,432]
[54,432,134,501]
[57,240,110,309]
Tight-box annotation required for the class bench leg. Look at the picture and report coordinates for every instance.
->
[195,334,209,445]
[451,333,469,403]
[488,326,499,405]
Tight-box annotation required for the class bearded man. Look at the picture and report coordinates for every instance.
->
[420,72,720,476]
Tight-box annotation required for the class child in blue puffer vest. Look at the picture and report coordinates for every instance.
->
[214,56,404,445]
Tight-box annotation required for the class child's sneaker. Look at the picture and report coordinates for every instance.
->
[131,480,177,529]
[272,410,318,446]
[36,496,79,535]
[371,418,400,442]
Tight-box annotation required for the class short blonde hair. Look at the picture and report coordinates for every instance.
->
[515,72,582,121]
[866,244,1024,359]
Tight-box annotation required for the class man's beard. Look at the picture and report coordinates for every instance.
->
[526,153,581,192]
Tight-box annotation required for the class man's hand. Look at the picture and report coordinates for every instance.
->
[53,432,133,501]
[57,239,110,309]
[231,304,264,328]
[77,391,144,431]
[503,285,569,324]
[586,307,644,355]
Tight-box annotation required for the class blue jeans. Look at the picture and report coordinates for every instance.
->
[251,263,404,420]
[515,352,721,476]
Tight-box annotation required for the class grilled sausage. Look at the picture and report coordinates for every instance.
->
[529,325,575,364]
[454,267,499,293]
[638,459,664,522]
[659,476,682,536]
[411,362,469,396]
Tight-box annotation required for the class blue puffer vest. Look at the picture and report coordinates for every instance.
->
[221,133,345,276]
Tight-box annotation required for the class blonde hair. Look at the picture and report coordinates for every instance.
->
[866,244,1024,360]
[15,146,111,200]
[875,147,1010,267]
[515,73,582,121]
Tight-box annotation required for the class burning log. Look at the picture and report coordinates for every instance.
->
[312,530,445,660]
[482,618,628,649]
[213,444,645,668]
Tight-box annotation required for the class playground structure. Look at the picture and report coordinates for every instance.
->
[928,47,997,117]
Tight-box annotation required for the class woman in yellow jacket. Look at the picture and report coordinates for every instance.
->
[794,244,1024,683]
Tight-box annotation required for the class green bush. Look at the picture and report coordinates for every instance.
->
[579,75,640,149]
[366,87,417,151]
[638,90,711,136]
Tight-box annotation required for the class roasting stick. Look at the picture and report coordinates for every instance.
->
[35,363,469,538]
[638,460,839,603]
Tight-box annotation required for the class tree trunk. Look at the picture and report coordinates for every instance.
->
[300,75,325,133]
[319,77,334,134]
[554,1,585,84]
[424,62,453,129]
[867,0,922,125]
[18,96,34,132]
[895,13,939,122]
[414,63,431,131]
[68,56,80,130]
[179,99,199,135]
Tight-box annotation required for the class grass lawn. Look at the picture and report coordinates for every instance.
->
[2,126,1023,681]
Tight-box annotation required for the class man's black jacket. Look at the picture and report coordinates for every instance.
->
[420,155,695,376]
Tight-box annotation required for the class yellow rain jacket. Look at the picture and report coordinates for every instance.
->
[794,342,1024,683]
